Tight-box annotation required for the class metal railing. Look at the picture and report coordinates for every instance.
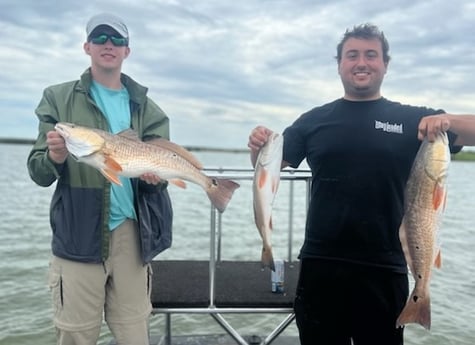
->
[152,168,312,345]
[206,167,311,262]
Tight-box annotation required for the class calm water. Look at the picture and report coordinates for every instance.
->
[1,143,474,345]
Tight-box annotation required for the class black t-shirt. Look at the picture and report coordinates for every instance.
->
[283,97,460,273]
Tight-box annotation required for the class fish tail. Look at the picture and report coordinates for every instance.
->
[261,244,275,271]
[206,178,240,213]
[396,292,431,330]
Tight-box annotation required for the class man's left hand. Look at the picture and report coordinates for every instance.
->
[139,173,162,185]
[418,114,450,142]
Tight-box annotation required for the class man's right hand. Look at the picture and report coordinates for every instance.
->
[46,130,69,164]
[248,126,273,167]
[248,126,273,151]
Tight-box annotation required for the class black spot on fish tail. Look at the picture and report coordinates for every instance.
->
[211,178,218,186]
[413,295,419,302]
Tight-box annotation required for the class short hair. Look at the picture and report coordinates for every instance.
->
[335,23,390,64]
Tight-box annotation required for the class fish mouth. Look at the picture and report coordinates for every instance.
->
[54,123,70,138]
[436,131,449,144]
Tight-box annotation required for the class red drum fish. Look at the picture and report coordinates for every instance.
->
[54,122,239,213]
[396,131,450,330]
[253,132,284,271]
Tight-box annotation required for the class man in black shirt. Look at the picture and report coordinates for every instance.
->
[248,23,475,345]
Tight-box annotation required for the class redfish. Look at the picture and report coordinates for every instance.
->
[396,131,450,330]
[54,122,239,213]
[253,132,284,271]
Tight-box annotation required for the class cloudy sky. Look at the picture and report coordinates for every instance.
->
[1,0,474,148]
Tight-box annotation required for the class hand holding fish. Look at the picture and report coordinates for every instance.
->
[417,114,451,142]
[248,126,273,151]
[46,130,69,164]
[248,126,275,169]
[139,172,162,185]
[418,113,475,147]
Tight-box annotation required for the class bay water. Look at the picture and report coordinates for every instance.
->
[1,143,474,345]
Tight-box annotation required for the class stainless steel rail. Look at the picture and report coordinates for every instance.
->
[152,168,312,345]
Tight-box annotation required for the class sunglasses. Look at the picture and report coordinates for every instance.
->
[89,34,128,47]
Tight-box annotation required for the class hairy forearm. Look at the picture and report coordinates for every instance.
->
[448,114,475,146]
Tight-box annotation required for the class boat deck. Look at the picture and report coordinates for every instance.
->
[151,260,299,309]
[108,261,300,345]
[149,260,299,345]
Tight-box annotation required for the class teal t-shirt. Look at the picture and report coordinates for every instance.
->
[91,80,137,231]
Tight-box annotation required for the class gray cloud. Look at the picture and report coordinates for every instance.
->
[1,0,473,148]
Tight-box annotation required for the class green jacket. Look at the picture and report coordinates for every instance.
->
[27,68,173,263]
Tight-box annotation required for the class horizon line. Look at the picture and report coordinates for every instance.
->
[0,137,249,153]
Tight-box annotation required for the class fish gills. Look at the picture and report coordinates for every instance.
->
[253,132,284,271]
[396,131,450,330]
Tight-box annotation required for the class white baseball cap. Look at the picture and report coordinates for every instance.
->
[86,13,129,39]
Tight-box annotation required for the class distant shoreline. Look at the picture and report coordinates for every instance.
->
[0,138,35,145]
[0,137,249,154]
[2,137,474,160]
[452,150,475,162]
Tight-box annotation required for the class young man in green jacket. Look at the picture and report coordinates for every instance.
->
[27,13,172,345]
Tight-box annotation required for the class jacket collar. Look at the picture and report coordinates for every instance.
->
[78,68,148,106]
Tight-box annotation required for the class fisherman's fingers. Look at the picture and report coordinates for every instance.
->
[46,131,69,163]
[248,126,273,150]
[139,173,162,185]
[418,115,450,142]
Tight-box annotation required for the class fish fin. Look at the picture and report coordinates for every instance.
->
[252,202,258,225]
[398,219,415,273]
[261,245,275,271]
[433,184,446,210]
[258,169,268,189]
[442,189,448,211]
[104,155,123,172]
[271,175,280,194]
[396,291,431,330]
[146,138,203,170]
[117,129,141,141]
[206,178,240,213]
[434,249,442,269]
[100,169,122,186]
[169,179,187,189]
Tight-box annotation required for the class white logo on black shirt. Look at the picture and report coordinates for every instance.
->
[375,120,403,134]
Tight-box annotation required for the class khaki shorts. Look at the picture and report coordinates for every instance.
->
[48,220,152,344]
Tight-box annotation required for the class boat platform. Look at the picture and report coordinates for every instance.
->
[149,260,300,345]
[110,169,310,345]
